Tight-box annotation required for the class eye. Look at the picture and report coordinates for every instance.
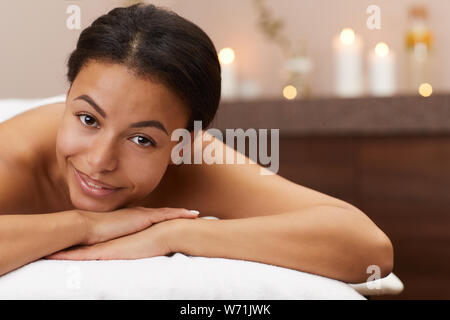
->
[76,113,98,128]
[130,136,156,148]
[75,112,156,148]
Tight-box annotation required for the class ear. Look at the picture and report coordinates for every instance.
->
[168,131,196,165]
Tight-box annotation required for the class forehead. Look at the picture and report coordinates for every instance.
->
[69,60,189,132]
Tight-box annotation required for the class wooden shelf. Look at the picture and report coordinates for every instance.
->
[212,94,450,137]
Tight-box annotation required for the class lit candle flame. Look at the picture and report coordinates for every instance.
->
[218,48,235,65]
[340,28,355,45]
[375,42,390,57]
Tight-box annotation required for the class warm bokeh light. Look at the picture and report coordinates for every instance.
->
[418,83,433,97]
[340,28,355,45]
[283,85,297,100]
[375,42,390,57]
[218,47,235,65]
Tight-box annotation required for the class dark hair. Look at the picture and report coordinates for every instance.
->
[67,3,221,131]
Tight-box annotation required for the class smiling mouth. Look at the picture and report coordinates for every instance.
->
[72,165,122,197]
[77,170,119,189]
[83,178,116,190]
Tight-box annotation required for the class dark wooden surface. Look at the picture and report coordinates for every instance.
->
[213,95,450,299]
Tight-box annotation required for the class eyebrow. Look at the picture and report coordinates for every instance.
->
[74,94,169,136]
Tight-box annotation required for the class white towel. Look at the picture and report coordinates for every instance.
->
[0,252,365,300]
[0,94,66,123]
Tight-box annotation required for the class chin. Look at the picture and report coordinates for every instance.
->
[72,201,114,212]
[69,193,120,212]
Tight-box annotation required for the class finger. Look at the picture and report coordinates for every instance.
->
[44,245,83,259]
[149,208,200,223]
[44,252,70,260]
[183,209,200,218]
[44,250,84,260]
[44,245,103,260]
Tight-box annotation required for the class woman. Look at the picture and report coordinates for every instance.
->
[0,3,393,283]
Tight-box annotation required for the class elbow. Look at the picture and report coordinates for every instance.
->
[375,232,394,279]
[339,205,394,283]
[351,231,394,284]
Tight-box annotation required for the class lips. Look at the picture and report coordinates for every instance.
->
[72,166,122,198]
[76,170,119,190]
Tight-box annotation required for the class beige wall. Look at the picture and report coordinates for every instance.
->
[1,0,449,99]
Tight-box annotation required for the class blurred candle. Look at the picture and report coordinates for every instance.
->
[368,42,396,96]
[282,85,297,100]
[333,28,363,97]
[218,47,238,100]
[418,82,432,97]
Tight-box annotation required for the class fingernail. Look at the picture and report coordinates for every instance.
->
[189,210,200,215]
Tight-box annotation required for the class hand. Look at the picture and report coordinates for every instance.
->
[76,206,199,245]
[44,218,181,260]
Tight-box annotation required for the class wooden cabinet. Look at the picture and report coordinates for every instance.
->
[277,137,358,206]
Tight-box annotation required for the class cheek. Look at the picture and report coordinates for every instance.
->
[56,125,86,160]
[125,152,170,194]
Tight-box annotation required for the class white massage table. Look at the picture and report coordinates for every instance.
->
[0,97,404,299]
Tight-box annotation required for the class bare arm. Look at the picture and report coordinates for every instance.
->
[0,206,200,277]
[0,155,85,276]
[0,211,85,277]
[168,205,393,284]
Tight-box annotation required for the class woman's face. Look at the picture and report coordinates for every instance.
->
[56,60,190,212]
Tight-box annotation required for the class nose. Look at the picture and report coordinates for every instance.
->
[86,134,118,173]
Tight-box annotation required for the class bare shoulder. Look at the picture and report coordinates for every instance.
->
[0,102,65,214]
[0,102,65,168]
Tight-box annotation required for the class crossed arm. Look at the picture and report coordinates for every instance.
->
[166,205,393,284]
